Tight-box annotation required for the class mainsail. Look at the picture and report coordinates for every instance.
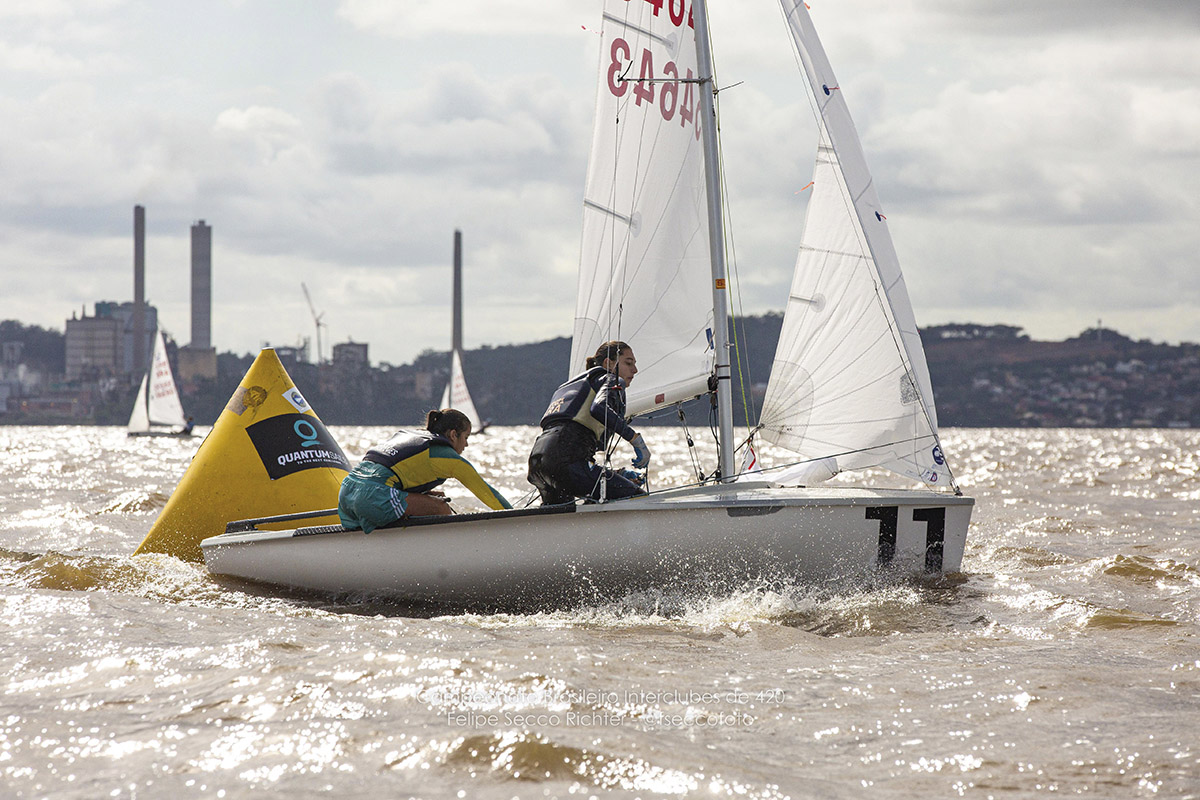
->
[572,1,715,415]
[759,0,949,487]
[439,349,484,434]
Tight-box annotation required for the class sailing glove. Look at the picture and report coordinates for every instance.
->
[618,468,646,487]
[630,433,651,469]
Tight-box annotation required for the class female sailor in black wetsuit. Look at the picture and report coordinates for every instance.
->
[527,340,651,505]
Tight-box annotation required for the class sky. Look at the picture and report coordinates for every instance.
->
[1,0,1198,366]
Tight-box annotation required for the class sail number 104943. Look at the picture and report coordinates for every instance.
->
[608,38,702,140]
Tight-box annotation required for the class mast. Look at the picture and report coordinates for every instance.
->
[692,0,736,481]
[452,229,463,355]
[133,205,146,383]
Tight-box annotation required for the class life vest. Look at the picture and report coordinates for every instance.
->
[539,366,628,446]
[362,429,453,494]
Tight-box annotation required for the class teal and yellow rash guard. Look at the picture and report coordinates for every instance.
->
[362,429,511,510]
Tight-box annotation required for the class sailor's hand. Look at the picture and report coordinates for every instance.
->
[619,468,646,487]
[630,433,651,470]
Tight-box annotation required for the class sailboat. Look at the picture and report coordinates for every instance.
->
[128,329,193,437]
[200,0,973,610]
[440,350,487,435]
[439,230,488,433]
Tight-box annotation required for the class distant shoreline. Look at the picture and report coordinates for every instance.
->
[3,317,1198,428]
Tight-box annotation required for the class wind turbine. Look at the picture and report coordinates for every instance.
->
[301,282,328,364]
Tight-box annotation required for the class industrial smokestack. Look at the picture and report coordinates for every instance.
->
[191,220,212,350]
[452,229,463,354]
[133,205,146,374]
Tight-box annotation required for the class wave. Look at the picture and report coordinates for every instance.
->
[95,489,172,514]
[1101,553,1199,586]
[384,730,801,798]
[442,571,977,640]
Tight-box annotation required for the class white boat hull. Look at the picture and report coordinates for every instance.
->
[201,483,973,610]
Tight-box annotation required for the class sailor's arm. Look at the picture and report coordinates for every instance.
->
[431,449,512,510]
[588,375,637,442]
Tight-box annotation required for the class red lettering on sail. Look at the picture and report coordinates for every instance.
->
[608,37,631,98]
[633,49,656,106]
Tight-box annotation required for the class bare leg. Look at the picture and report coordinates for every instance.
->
[405,492,453,517]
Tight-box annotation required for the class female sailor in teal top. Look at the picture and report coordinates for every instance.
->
[338,408,511,533]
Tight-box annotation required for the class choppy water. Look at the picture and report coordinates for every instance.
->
[1,425,1198,798]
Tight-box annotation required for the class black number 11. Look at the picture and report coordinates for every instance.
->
[867,506,945,572]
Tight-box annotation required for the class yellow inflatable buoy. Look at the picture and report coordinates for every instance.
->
[134,348,350,562]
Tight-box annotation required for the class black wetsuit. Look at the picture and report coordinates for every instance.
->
[526,367,646,505]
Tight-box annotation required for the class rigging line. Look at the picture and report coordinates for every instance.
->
[706,43,749,449]
[708,392,721,469]
[516,488,540,509]
[675,404,705,482]
[709,66,758,432]
[606,99,626,356]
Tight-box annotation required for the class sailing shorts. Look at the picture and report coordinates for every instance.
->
[337,461,408,534]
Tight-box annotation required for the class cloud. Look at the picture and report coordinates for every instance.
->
[335,0,586,38]
[0,41,89,77]
[2,0,1199,367]
[313,65,577,182]
[925,0,1200,35]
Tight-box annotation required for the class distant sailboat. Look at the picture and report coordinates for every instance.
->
[438,230,488,433]
[440,349,486,434]
[128,329,193,437]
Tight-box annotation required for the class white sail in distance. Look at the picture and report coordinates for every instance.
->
[572,0,716,415]
[759,0,951,488]
[127,374,150,432]
[129,329,187,433]
[440,349,483,434]
[147,329,187,427]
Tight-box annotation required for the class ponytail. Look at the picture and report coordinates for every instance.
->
[585,340,630,371]
[426,408,471,436]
